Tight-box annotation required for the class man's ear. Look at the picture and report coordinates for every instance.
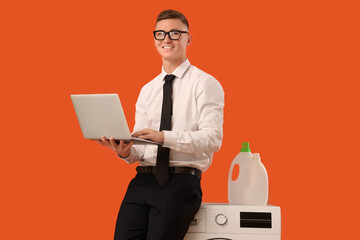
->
[187,35,192,46]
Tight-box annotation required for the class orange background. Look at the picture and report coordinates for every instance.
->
[1,0,359,239]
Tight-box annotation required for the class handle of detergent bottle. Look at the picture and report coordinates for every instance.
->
[228,158,240,182]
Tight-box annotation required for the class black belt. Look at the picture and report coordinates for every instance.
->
[136,166,202,179]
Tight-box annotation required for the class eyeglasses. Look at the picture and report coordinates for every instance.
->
[153,30,189,40]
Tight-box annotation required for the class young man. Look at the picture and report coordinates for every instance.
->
[98,10,224,240]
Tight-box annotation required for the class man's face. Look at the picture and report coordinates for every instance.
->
[154,19,191,63]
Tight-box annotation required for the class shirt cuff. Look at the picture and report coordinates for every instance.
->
[163,130,177,148]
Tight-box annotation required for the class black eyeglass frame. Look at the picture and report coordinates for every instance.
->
[153,30,189,40]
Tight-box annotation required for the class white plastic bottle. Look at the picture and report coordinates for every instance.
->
[228,142,253,204]
[244,153,269,205]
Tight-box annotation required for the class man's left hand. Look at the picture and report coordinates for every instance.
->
[132,129,164,143]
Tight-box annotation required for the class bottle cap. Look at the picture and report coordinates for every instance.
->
[240,142,251,152]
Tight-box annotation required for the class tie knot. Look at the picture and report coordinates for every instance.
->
[164,74,176,82]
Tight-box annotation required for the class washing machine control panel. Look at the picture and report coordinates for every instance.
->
[185,203,281,240]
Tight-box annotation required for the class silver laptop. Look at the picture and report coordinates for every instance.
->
[71,93,161,145]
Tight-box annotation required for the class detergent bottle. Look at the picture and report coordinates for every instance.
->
[228,142,253,204]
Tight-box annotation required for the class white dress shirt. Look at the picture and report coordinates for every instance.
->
[121,59,224,172]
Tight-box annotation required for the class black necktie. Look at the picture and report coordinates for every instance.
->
[156,74,175,185]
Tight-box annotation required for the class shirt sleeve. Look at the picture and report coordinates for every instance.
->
[117,86,148,164]
[163,76,224,155]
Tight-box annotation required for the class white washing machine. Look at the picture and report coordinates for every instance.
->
[184,203,281,240]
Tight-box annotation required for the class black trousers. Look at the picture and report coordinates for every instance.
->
[114,172,202,240]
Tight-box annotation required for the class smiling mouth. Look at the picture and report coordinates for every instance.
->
[162,46,174,49]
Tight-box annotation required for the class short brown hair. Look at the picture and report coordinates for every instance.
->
[156,10,189,29]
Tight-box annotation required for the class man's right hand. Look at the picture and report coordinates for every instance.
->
[96,136,134,158]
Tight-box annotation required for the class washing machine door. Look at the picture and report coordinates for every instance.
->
[184,233,237,240]
[206,238,233,240]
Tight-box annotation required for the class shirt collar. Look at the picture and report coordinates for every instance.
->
[160,59,191,81]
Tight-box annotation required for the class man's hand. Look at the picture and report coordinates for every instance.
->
[96,136,134,158]
[132,129,164,143]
